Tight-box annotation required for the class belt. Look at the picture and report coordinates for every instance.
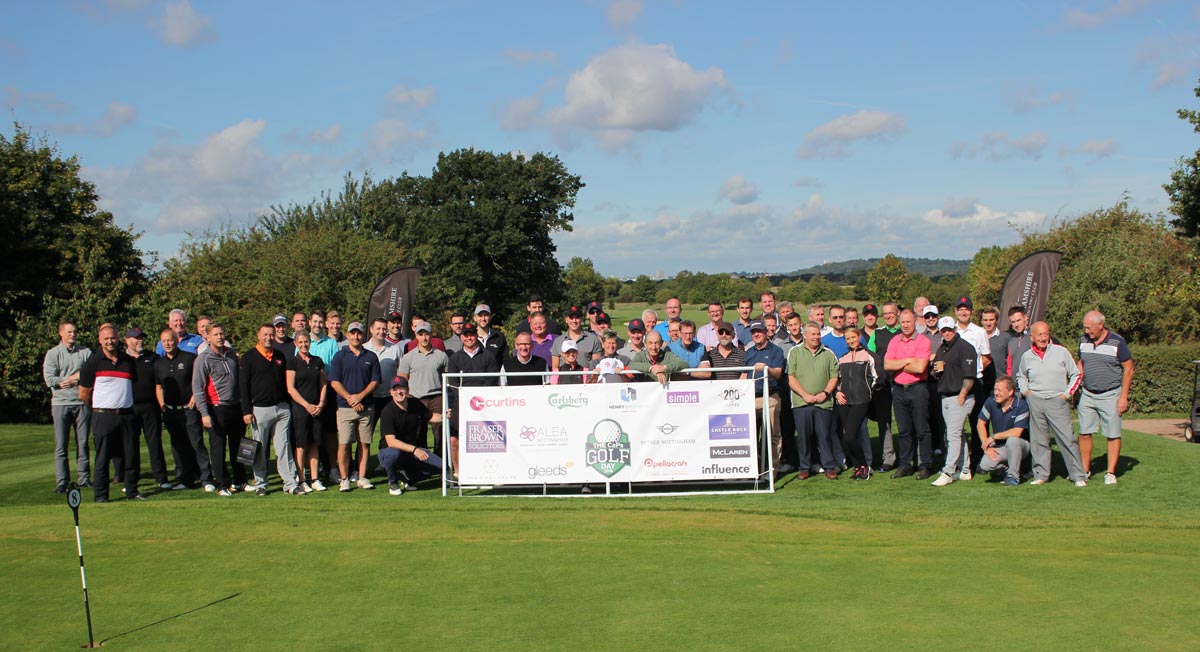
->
[92,408,132,415]
[163,404,190,411]
[1084,386,1121,395]
[895,382,923,389]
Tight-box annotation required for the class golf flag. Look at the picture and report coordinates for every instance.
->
[366,267,421,335]
[998,250,1062,332]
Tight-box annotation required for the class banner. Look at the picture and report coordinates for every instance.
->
[998,250,1062,332]
[456,379,759,485]
[365,267,421,334]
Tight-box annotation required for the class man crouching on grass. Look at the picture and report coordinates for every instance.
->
[378,376,443,495]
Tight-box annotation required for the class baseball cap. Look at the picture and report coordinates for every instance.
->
[561,339,579,353]
[956,296,973,310]
[346,321,366,334]
[749,320,767,332]
[595,312,611,324]
[125,327,145,339]
[628,318,645,332]
[474,304,491,315]
[922,305,939,317]
[390,376,409,389]
[862,304,878,316]
[414,321,431,334]
[716,321,735,334]
[460,323,478,335]
[565,305,583,317]
[272,314,287,326]
[937,316,956,331]
[386,311,403,322]
[587,301,602,314]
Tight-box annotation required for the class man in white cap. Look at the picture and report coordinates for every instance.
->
[473,304,507,362]
[328,321,381,491]
[929,317,978,486]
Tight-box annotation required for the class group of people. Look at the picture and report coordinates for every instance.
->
[42,291,1133,502]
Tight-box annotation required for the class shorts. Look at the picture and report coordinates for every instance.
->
[420,394,444,416]
[336,407,373,445]
[1078,388,1122,439]
[290,403,322,448]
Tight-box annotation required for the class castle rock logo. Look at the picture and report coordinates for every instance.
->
[708,414,751,440]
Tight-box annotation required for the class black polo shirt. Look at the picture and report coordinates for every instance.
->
[379,397,431,450]
[287,353,325,404]
[933,334,977,396]
[131,351,159,404]
[154,350,196,407]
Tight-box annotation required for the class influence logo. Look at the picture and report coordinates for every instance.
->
[666,391,700,405]
[585,419,632,478]
[548,393,589,409]
[701,463,752,475]
[469,396,526,411]
[710,445,752,459]
[464,421,507,452]
[708,414,751,440]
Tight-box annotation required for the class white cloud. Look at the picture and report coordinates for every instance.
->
[2,85,72,113]
[505,42,728,152]
[924,201,1044,226]
[795,110,907,159]
[364,118,431,162]
[1061,0,1155,29]
[285,123,343,145]
[387,83,437,108]
[793,176,822,188]
[502,48,557,66]
[1009,85,1078,112]
[1135,34,1200,88]
[717,174,759,205]
[606,0,644,28]
[1061,138,1119,159]
[158,0,216,48]
[48,101,137,136]
[950,131,1048,160]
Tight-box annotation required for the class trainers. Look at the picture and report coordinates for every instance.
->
[231,484,244,493]
[129,494,149,501]
[311,479,327,492]
[1104,472,1118,485]
[931,472,954,487]
[339,479,351,492]
[284,486,305,495]
[243,482,261,493]
[1003,476,1019,486]
[172,483,189,491]
[860,466,872,481]
[1029,478,1048,486]
[159,481,174,490]
[217,488,233,497]
[255,485,268,496]
[350,472,360,483]
[56,483,68,494]
[203,483,217,493]
[357,477,375,490]
[300,482,313,494]
[958,469,972,481]
[388,482,403,496]
[849,466,863,480]
[1074,479,1088,487]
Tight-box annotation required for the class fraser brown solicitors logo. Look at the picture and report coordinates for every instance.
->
[465,421,507,452]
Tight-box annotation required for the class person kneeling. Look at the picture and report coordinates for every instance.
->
[378,377,443,495]
[976,375,1031,486]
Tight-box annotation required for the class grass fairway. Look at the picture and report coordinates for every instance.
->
[2,423,1199,651]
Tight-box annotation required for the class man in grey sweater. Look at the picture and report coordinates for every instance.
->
[1016,322,1088,486]
[43,321,92,493]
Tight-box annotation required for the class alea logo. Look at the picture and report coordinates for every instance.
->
[548,393,589,409]
[470,396,527,411]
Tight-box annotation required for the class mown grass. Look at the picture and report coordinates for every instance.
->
[2,423,1198,651]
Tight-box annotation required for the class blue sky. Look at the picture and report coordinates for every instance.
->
[4,1,1198,277]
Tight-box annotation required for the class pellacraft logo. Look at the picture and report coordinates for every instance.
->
[547,393,589,409]
[643,458,687,469]
[469,396,526,411]
[464,421,507,452]
[585,419,631,478]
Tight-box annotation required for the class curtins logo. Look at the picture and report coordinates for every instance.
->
[548,393,589,409]
[585,419,631,478]
[469,396,526,411]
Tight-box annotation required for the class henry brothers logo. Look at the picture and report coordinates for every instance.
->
[585,419,632,478]
[465,421,507,452]
[708,414,751,440]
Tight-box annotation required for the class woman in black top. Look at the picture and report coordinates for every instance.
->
[835,328,880,480]
[286,331,327,492]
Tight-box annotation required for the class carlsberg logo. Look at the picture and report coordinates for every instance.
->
[547,393,589,409]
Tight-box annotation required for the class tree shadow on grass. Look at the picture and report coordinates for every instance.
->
[101,593,240,644]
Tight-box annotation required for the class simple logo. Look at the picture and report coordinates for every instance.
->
[667,391,700,404]
[465,421,507,452]
[643,458,687,469]
[708,414,751,440]
[469,396,526,411]
[657,423,680,435]
[620,387,638,402]
[548,393,589,409]
[701,463,752,475]
[710,445,752,459]
[585,419,631,478]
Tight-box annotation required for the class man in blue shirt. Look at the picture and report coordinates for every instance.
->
[328,322,381,492]
[975,374,1030,486]
[155,309,204,355]
[667,320,705,376]
[744,321,786,473]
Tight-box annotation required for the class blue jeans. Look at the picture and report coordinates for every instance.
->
[378,447,444,484]
[792,405,834,472]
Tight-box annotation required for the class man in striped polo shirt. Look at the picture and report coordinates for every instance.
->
[1077,311,1134,485]
[78,324,145,502]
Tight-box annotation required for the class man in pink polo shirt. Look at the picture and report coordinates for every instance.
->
[884,309,933,479]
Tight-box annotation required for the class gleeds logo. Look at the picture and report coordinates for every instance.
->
[708,414,751,440]
[547,393,589,409]
[469,396,526,411]
[465,421,507,452]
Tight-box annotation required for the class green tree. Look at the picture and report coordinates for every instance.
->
[1165,78,1200,239]
[802,275,842,303]
[860,254,909,303]
[561,257,609,307]
[630,275,658,303]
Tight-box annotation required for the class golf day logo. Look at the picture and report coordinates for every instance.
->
[585,418,632,478]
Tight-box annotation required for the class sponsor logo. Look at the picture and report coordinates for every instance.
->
[710,445,752,459]
[527,464,570,480]
[516,424,570,447]
[708,414,751,440]
[464,421,507,452]
[701,463,752,475]
[620,387,638,403]
[720,388,743,402]
[657,423,680,435]
[643,458,688,469]
[667,391,700,404]
[469,396,526,411]
[585,419,631,478]
[548,393,589,409]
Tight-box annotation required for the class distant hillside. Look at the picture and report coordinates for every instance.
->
[788,257,969,278]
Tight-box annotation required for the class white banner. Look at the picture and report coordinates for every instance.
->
[456,379,758,485]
